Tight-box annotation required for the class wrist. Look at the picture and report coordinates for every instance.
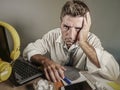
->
[41,58,49,65]
[79,40,88,46]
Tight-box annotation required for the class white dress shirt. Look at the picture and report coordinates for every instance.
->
[23,28,120,81]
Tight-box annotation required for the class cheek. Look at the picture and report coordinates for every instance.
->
[73,32,78,37]
[70,31,78,40]
[61,31,67,39]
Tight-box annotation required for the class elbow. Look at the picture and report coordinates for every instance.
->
[99,67,120,81]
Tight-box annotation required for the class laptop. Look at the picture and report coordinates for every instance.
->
[9,57,43,86]
[0,26,43,86]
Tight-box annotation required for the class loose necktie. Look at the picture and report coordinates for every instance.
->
[66,48,77,66]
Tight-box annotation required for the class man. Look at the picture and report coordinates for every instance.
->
[23,0,119,83]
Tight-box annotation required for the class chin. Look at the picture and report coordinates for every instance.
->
[66,43,73,47]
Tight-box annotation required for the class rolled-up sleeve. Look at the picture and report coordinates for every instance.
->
[23,34,50,61]
[87,34,120,81]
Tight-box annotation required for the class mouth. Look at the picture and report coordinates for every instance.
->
[65,39,75,45]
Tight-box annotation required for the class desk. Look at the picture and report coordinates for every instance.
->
[0,78,63,90]
[1,74,118,90]
[0,78,38,90]
[0,79,91,90]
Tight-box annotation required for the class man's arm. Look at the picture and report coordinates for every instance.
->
[78,12,100,68]
[30,54,66,82]
[23,32,66,82]
[78,12,119,80]
[79,41,100,68]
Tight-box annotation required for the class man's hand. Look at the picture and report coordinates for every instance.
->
[31,54,66,82]
[78,12,91,44]
[42,59,66,82]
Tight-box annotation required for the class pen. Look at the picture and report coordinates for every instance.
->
[63,77,71,85]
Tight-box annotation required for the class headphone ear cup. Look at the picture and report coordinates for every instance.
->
[10,50,20,61]
[0,59,12,82]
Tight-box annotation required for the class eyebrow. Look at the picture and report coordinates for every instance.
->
[63,24,82,30]
[63,24,71,28]
[75,27,82,30]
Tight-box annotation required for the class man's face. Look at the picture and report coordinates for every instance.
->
[60,15,83,47]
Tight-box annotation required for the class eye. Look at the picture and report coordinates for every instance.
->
[75,27,82,32]
[63,25,70,31]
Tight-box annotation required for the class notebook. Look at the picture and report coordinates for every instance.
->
[61,66,96,90]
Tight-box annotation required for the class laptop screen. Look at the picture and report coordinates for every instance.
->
[0,26,11,62]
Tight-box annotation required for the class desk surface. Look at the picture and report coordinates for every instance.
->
[1,73,118,90]
[0,78,38,90]
[0,78,92,90]
[0,78,62,90]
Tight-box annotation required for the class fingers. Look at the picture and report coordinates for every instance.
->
[57,68,65,79]
[48,66,57,82]
[77,12,91,42]
[44,68,51,81]
[52,66,65,82]
[85,12,91,27]
[82,12,91,31]
[61,65,66,71]
[56,66,66,79]
[44,65,65,82]
[87,12,91,25]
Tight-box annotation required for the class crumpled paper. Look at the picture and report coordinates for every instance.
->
[33,79,54,90]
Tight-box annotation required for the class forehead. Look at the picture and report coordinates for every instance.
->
[61,15,83,27]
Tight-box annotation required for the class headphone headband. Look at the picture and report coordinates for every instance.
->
[0,21,20,61]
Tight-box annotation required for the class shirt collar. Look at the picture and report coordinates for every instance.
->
[55,35,64,44]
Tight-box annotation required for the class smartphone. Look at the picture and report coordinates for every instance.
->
[60,81,92,90]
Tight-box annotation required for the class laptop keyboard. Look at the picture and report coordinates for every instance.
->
[9,58,43,86]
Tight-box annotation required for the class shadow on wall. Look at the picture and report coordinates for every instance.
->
[106,48,120,65]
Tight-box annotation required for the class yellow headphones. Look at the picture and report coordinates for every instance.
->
[0,21,20,82]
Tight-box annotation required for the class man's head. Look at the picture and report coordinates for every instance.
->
[60,0,90,47]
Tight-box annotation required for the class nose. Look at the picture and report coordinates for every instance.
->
[68,28,76,39]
